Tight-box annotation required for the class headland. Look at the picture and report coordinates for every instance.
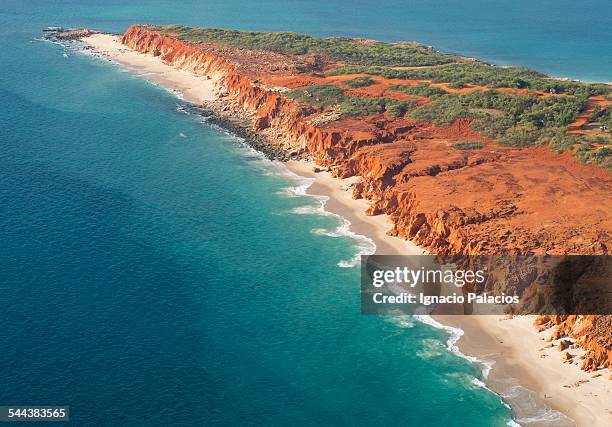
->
[51,26,611,425]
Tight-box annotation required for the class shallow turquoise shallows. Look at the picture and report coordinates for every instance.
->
[1,1,609,426]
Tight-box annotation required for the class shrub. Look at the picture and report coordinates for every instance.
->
[575,144,612,169]
[452,141,484,150]
[409,95,476,125]
[535,128,578,153]
[589,105,603,121]
[470,114,516,138]
[588,106,611,130]
[390,83,447,98]
[287,85,416,117]
[496,124,541,147]
[385,100,417,117]
[344,76,375,88]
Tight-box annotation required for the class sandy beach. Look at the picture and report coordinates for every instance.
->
[285,160,425,256]
[82,33,611,426]
[84,33,217,104]
[440,315,611,426]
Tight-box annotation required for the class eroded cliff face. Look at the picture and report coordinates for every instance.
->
[120,25,611,371]
[536,315,611,371]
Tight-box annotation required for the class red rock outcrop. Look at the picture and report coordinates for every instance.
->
[120,25,611,371]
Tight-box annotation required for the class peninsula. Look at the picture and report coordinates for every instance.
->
[52,25,611,425]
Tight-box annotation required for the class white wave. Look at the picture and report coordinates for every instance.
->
[293,205,325,215]
[471,378,487,389]
[413,314,495,378]
[414,316,577,427]
[175,104,190,114]
[276,166,375,267]
[282,178,317,198]
[514,411,571,425]
[292,203,375,267]
[385,315,417,329]
[336,228,376,268]
[500,385,575,426]
[294,203,374,268]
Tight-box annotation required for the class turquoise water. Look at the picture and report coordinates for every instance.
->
[1,1,604,425]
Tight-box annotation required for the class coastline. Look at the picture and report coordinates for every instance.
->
[83,33,217,104]
[284,160,425,256]
[288,159,611,426]
[438,315,611,426]
[79,32,610,426]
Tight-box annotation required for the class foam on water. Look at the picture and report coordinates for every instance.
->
[414,315,496,379]
[414,314,578,426]
[271,165,376,268]
[499,385,576,427]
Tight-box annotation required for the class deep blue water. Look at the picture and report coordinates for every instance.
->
[1,1,605,425]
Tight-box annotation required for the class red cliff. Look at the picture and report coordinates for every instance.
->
[120,25,611,371]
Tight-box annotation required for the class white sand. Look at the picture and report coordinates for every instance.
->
[83,34,216,104]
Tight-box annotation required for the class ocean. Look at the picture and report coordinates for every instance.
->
[1,1,608,425]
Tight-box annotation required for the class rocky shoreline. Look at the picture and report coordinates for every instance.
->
[185,101,308,162]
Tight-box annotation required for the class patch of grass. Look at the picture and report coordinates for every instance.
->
[452,141,484,150]
[152,25,456,67]
[344,76,375,88]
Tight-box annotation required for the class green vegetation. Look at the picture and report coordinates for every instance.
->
[344,76,375,88]
[152,25,455,67]
[410,95,473,125]
[287,84,416,117]
[452,141,484,150]
[537,128,580,153]
[588,105,612,130]
[408,90,587,138]
[390,83,448,98]
[329,63,611,96]
[496,124,541,147]
[575,143,611,169]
